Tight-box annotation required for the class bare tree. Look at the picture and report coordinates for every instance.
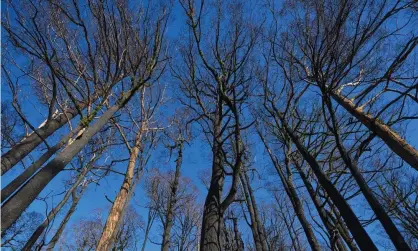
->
[97,85,163,250]
[1,0,168,233]
[174,1,260,249]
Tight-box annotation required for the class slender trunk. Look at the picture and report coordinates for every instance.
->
[1,126,82,203]
[21,159,94,250]
[294,161,355,251]
[231,218,243,251]
[274,109,379,251]
[200,99,225,251]
[96,144,140,250]
[331,91,418,171]
[239,171,268,251]
[259,135,321,251]
[323,96,412,251]
[162,143,183,251]
[141,209,156,251]
[1,84,142,233]
[46,185,87,250]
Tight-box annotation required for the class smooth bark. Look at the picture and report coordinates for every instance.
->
[274,109,379,251]
[1,84,142,233]
[260,136,321,251]
[1,105,84,175]
[1,126,82,203]
[22,159,94,250]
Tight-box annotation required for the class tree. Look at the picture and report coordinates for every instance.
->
[174,1,260,249]
[1,0,168,233]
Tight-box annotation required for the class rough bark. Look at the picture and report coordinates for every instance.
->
[200,102,225,251]
[276,110,379,251]
[96,144,140,251]
[331,91,418,171]
[1,84,141,233]
[323,95,412,251]
[162,143,183,251]
[1,126,82,203]
[21,159,94,251]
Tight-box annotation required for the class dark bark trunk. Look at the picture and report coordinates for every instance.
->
[162,143,183,251]
[22,160,93,251]
[275,110,379,251]
[1,84,142,233]
[239,171,268,251]
[46,185,86,250]
[294,161,355,251]
[200,97,225,251]
[1,126,82,203]
[232,218,244,251]
[323,96,412,251]
[260,136,321,251]
[331,91,418,171]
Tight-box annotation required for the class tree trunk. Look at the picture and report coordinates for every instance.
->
[1,107,81,175]
[331,91,418,171]
[260,137,321,251]
[239,171,268,251]
[323,96,412,251]
[294,161,355,251]
[141,208,156,251]
[275,110,379,251]
[1,126,82,203]
[200,98,225,251]
[21,159,94,251]
[1,84,143,233]
[162,143,183,251]
[96,144,140,250]
[46,185,86,250]
[231,218,244,251]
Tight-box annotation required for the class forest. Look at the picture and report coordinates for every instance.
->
[1,0,417,250]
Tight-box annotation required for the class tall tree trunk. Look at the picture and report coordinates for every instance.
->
[1,105,84,175]
[96,143,141,250]
[200,99,225,251]
[231,217,244,251]
[1,84,142,233]
[239,171,268,251]
[260,136,321,251]
[323,96,412,251]
[141,208,156,251]
[46,184,87,250]
[274,110,379,251]
[1,126,82,203]
[331,91,418,171]
[21,158,95,250]
[162,143,183,251]
[294,161,355,251]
